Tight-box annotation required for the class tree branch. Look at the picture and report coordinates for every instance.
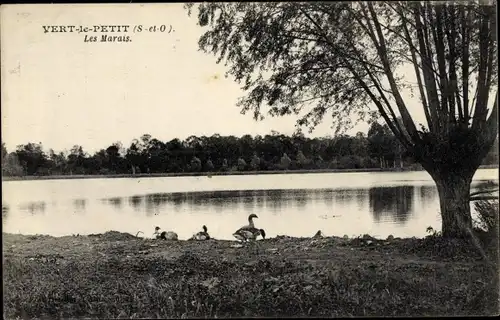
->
[413,3,441,134]
[470,196,499,201]
[443,7,462,124]
[366,2,421,144]
[431,5,450,132]
[472,5,494,130]
[470,189,499,197]
[461,6,471,126]
[298,5,414,151]
[402,22,433,131]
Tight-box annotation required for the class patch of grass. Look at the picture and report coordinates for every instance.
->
[2,232,498,318]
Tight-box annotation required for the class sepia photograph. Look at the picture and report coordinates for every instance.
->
[1,1,499,318]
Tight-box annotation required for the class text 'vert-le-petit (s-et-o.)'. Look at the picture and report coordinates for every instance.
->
[42,24,174,43]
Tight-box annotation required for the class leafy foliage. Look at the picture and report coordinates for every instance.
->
[186,2,497,153]
[187,2,383,136]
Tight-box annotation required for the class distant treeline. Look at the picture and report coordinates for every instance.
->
[2,122,498,177]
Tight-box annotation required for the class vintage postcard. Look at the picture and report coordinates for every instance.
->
[2,2,498,318]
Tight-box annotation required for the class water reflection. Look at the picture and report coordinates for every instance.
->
[369,186,414,224]
[73,199,87,214]
[129,195,143,208]
[241,192,257,211]
[294,194,308,211]
[419,185,438,208]
[330,189,367,210]
[96,187,421,226]
[140,190,269,215]
[19,201,46,215]
[417,181,493,209]
[125,189,355,216]
[102,197,123,210]
[2,205,9,222]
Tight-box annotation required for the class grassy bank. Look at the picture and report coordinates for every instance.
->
[3,165,498,182]
[3,231,498,318]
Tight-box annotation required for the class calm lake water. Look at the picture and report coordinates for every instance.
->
[2,169,498,240]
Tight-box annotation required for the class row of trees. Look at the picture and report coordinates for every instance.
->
[2,122,497,177]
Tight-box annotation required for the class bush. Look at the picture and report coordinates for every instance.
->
[328,159,339,169]
[2,153,25,176]
[473,199,498,252]
[250,154,260,170]
[34,167,50,176]
[220,159,229,172]
[408,163,423,171]
[205,159,215,172]
[473,200,498,233]
[363,157,379,168]
[314,156,327,169]
[280,153,291,170]
[190,157,202,172]
[99,168,111,175]
[471,180,498,247]
[237,158,247,171]
[168,163,182,173]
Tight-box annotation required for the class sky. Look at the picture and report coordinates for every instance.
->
[1,3,428,154]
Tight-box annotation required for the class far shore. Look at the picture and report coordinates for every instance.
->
[2,165,498,182]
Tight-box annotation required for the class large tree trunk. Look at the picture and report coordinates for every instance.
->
[424,153,478,238]
[412,122,497,238]
[434,173,474,238]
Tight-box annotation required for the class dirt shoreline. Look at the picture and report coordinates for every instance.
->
[3,231,498,318]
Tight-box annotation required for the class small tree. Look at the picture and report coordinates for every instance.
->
[205,159,215,172]
[221,158,229,172]
[296,150,310,168]
[315,155,326,169]
[250,153,261,170]
[280,153,292,170]
[1,143,7,164]
[237,157,247,171]
[190,156,202,172]
[2,152,24,176]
